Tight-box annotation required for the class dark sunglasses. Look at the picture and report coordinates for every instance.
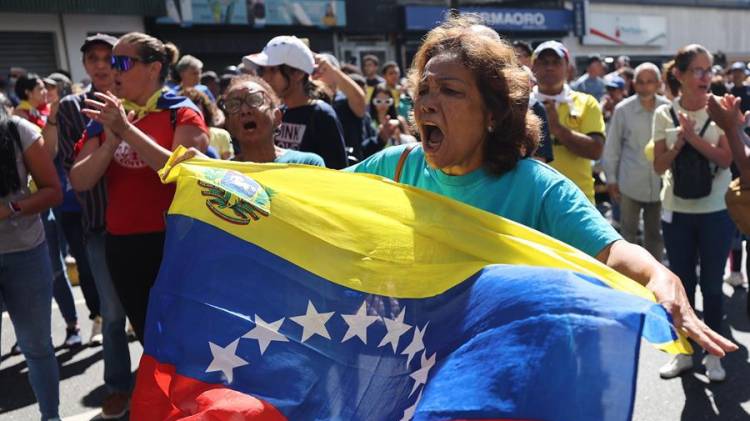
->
[219,91,269,114]
[111,55,157,72]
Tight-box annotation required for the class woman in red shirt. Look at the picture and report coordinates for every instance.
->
[70,32,209,344]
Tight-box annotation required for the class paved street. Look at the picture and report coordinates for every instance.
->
[1,283,749,420]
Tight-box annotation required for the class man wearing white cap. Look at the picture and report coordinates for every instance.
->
[245,35,348,169]
[531,40,606,203]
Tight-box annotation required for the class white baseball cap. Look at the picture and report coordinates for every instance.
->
[243,36,315,75]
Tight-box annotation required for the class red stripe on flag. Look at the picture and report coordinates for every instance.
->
[132,354,287,420]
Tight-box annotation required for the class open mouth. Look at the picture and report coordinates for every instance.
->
[243,121,257,131]
[421,122,444,152]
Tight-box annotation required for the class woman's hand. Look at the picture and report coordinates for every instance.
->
[708,94,745,132]
[646,266,738,356]
[82,91,134,138]
[677,112,699,146]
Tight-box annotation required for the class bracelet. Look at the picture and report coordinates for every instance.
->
[8,201,20,217]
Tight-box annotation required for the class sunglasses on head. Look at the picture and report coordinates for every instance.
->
[373,97,394,106]
[219,91,268,114]
[111,55,157,72]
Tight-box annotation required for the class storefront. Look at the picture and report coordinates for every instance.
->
[566,0,750,65]
[0,4,150,83]
[147,0,347,73]
[402,5,575,67]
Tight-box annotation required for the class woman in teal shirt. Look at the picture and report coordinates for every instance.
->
[347,16,736,358]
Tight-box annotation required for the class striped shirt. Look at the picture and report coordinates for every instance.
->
[57,89,107,233]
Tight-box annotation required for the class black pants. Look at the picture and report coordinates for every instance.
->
[105,231,165,345]
[59,211,100,319]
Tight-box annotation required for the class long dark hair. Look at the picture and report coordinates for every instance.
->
[369,84,398,123]
[0,94,22,197]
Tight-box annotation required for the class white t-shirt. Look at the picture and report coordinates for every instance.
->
[652,98,731,214]
[0,116,45,253]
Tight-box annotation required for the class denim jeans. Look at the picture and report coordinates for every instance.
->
[85,231,132,393]
[0,241,60,420]
[662,210,735,332]
[43,210,77,326]
[59,211,99,319]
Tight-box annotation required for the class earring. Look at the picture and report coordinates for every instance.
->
[487,126,494,133]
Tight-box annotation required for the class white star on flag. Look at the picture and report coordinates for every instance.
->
[290,300,335,342]
[401,323,428,367]
[341,302,379,344]
[409,351,436,396]
[378,308,412,353]
[205,339,249,383]
[400,390,423,421]
[242,315,288,355]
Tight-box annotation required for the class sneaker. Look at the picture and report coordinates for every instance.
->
[64,327,83,348]
[101,392,130,419]
[89,316,103,346]
[703,355,726,382]
[659,354,693,378]
[9,342,21,355]
[724,271,745,287]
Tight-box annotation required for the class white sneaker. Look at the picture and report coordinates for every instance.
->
[724,271,745,287]
[659,354,693,378]
[89,316,103,346]
[64,328,82,348]
[703,355,726,382]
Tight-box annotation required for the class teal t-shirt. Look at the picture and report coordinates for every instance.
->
[346,144,621,257]
[275,149,325,167]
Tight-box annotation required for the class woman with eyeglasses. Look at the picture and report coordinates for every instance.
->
[70,32,209,344]
[245,35,348,169]
[363,84,415,156]
[88,75,325,170]
[652,44,734,382]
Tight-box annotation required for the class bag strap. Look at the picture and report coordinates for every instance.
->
[669,107,680,128]
[394,144,417,183]
[698,117,712,137]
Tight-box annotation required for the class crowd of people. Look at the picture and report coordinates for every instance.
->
[1,13,749,420]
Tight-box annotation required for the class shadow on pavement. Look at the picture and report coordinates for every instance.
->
[678,286,750,421]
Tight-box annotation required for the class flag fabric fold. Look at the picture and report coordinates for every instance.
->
[132,148,689,421]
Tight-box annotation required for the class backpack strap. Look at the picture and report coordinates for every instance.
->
[394,144,417,183]
[699,117,712,137]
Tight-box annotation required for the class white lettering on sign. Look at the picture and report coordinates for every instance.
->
[478,11,546,28]
[275,122,306,150]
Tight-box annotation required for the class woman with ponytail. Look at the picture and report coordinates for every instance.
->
[652,44,734,382]
[0,92,62,421]
[70,32,209,344]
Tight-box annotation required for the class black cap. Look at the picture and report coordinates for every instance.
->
[80,33,118,52]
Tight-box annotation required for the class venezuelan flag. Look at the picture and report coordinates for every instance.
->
[132,147,689,421]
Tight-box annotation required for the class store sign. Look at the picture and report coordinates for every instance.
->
[405,6,574,32]
[160,0,346,27]
[583,12,666,46]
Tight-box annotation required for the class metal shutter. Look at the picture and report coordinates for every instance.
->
[0,32,58,76]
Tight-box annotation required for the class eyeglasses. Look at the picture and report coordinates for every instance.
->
[111,55,143,72]
[373,97,394,106]
[687,67,714,80]
[111,55,159,72]
[219,91,268,114]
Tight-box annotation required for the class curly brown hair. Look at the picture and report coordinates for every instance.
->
[408,15,540,176]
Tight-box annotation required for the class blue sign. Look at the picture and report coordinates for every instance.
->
[405,6,574,32]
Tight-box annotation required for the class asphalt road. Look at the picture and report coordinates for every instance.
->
[1,283,749,420]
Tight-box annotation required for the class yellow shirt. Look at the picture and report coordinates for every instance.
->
[549,91,606,202]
